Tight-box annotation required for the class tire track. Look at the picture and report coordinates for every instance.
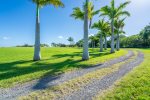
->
[61,51,144,100]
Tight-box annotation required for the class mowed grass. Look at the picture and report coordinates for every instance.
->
[0,47,127,88]
[95,49,150,100]
[20,52,137,100]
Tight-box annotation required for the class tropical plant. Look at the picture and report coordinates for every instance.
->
[32,0,64,61]
[92,19,110,52]
[100,0,130,53]
[114,18,126,51]
[67,37,74,46]
[71,2,99,28]
[140,25,150,47]
[71,1,99,60]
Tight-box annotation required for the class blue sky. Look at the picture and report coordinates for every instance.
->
[0,0,150,47]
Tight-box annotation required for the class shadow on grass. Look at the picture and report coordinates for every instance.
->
[0,50,111,89]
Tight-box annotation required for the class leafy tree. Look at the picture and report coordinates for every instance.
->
[32,0,64,61]
[76,39,83,47]
[140,25,150,47]
[100,0,130,53]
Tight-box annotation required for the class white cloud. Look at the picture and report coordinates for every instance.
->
[3,37,10,40]
[58,36,63,39]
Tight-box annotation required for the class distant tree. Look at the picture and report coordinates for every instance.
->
[51,42,57,47]
[76,39,83,47]
[67,37,74,46]
[40,44,49,47]
[140,25,150,47]
[16,44,33,47]
[89,35,97,48]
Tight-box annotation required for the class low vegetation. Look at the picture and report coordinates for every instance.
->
[0,47,127,88]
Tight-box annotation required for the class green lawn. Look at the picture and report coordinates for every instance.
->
[95,49,150,100]
[0,47,127,88]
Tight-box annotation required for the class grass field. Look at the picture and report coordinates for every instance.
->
[95,49,150,100]
[20,51,137,100]
[0,47,127,88]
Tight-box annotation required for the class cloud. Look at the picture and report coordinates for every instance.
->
[3,37,10,40]
[58,36,63,39]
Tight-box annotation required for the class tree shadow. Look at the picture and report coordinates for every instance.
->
[0,50,111,89]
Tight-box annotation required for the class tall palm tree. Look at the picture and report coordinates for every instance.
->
[71,1,99,60]
[100,0,130,53]
[32,0,64,61]
[114,18,126,51]
[92,19,109,52]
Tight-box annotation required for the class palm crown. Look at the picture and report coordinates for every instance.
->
[32,0,64,7]
[114,18,126,34]
[92,19,110,36]
[71,2,99,27]
[100,0,130,19]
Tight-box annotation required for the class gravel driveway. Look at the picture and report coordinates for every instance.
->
[61,51,144,100]
[0,50,134,100]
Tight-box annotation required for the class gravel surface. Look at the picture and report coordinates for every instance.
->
[0,50,134,100]
[61,51,144,100]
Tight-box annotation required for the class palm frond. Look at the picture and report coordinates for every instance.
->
[115,11,130,18]
[71,7,84,20]
[32,0,64,7]
[117,1,131,12]
[100,6,112,18]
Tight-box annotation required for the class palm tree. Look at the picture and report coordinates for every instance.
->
[67,37,74,46]
[71,1,99,60]
[32,0,64,61]
[100,0,130,53]
[92,19,109,52]
[114,18,126,51]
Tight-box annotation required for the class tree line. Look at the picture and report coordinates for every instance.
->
[32,0,130,61]
[76,24,150,48]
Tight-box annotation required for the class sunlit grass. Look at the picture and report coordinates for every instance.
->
[0,47,127,88]
[95,49,150,100]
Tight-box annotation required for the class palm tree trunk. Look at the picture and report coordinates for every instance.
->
[94,41,95,48]
[104,36,107,50]
[82,0,89,60]
[110,19,115,53]
[33,4,41,61]
[100,33,103,52]
[92,41,93,49]
[116,33,120,51]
